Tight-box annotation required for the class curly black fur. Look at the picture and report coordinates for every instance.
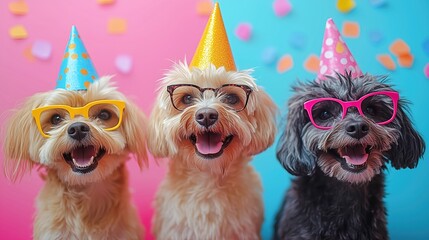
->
[274,73,425,240]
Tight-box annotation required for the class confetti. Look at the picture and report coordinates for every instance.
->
[342,21,360,38]
[397,53,414,68]
[31,40,52,60]
[235,23,252,41]
[115,55,133,74]
[196,1,213,16]
[289,32,307,50]
[261,47,278,66]
[389,39,410,57]
[107,18,127,34]
[423,38,429,56]
[277,54,293,73]
[23,45,35,62]
[424,63,429,79]
[97,0,115,5]
[273,0,292,17]
[368,30,383,44]
[376,54,396,70]
[9,25,28,39]
[304,54,320,73]
[336,0,356,13]
[369,0,387,8]
[8,0,29,15]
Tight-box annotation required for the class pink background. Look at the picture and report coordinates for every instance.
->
[0,1,208,239]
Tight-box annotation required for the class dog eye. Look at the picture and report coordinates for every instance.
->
[365,106,376,116]
[98,110,111,120]
[223,94,239,105]
[182,95,194,105]
[50,114,63,125]
[318,110,333,121]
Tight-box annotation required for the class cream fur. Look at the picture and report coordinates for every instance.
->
[148,63,278,239]
[3,76,147,239]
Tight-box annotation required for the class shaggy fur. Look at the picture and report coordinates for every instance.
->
[274,73,425,240]
[148,62,277,239]
[3,77,147,240]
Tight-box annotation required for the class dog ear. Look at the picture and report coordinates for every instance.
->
[245,89,278,156]
[3,93,46,181]
[386,101,425,169]
[147,95,177,158]
[122,100,149,169]
[276,87,317,176]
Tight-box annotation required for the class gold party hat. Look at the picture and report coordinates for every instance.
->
[190,2,236,71]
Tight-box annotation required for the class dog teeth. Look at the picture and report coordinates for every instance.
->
[72,156,94,168]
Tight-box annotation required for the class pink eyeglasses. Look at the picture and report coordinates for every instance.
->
[303,91,399,130]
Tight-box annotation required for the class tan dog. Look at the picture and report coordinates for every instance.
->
[148,62,277,239]
[3,76,147,239]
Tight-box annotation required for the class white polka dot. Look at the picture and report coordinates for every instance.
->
[348,66,356,72]
[326,23,331,29]
[350,56,355,62]
[340,58,348,65]
[325,38,333,46]
[320,65,327,74]
[324,51,333,59]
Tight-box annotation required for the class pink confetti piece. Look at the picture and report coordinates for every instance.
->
[115,55,133,74]
[235,23,252,41]
[273,0,292,17]
[31,40,52,60]
[424,63,429,79]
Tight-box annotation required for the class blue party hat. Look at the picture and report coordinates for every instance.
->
[56,26,98,90]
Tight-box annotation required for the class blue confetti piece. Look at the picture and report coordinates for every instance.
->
[261,47,278,66]
[368,30,383,44]
[289,32,307,50]
[423,38,429,57]
[370,0,387,8]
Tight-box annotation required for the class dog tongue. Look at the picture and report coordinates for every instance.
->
[195,132,223,155]
[340,145,368,165]
[72,146,96,166]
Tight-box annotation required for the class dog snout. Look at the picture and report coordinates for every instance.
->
[68,122,90,141]
[345,120,369,139]
[195,107,218,128]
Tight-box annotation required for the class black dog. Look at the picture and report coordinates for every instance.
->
[274,73,425,240]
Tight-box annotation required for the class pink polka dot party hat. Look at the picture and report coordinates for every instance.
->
[317,18,363,82]
[56,26,98,90]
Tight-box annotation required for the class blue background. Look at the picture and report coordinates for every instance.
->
[217,0,429,239]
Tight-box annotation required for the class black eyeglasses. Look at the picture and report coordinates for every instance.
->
[166,84,253,112]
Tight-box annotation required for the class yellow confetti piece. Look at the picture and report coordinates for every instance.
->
[342,21,360,38]
[196,1,213,16]
[9,25,28,39]
[107,18,127,34]
[277,55,293,73]
[8,0,29,15]
[97,0,115,5]
[376,54,396,70]
[304,54,320,73]
[336,0,356,13]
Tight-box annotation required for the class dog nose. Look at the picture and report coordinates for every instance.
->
[68,122,90,141]
[345,121,369,139]
[195,108,218,128]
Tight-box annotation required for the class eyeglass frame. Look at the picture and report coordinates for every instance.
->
[166,83,253,112]
[303,91,399,130]
[32,99,126,138]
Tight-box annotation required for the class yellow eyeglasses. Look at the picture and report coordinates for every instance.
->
[32,100,126,138]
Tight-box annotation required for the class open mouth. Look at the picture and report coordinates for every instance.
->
[330,145,371,173]
[189,132,233,159]
[63,145,106,174]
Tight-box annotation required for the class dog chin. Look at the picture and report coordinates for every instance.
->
[189,131,234,159]
[318,144,384,184]
[62,145,106,174]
